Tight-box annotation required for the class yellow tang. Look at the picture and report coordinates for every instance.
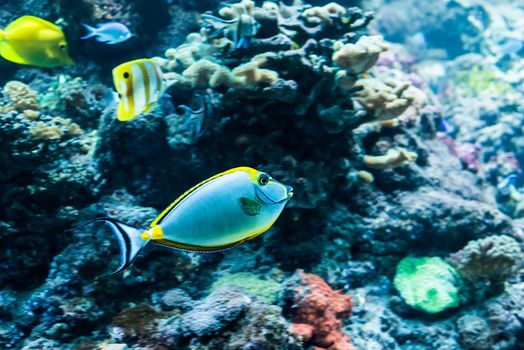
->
[72,167,294,274]
[112,58,169,122]
[0,16,73,68]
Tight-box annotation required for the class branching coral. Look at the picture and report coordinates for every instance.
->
[3,81,40,119]
[447,235,523,299]
[302,2,347,25]
[353,77,416,121]
[163,55,278,89]
[29,117,83,140]
[333,35,389,74]
[363,147,417,169]
[281,271,353,350]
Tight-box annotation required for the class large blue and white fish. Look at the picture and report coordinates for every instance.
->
[73,167,293,274]
[112,58,170,121]
[81,22,132,44]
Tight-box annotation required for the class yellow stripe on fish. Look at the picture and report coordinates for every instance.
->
[112,58,166,122]
[71,167,293,275]
[150,167,260,227]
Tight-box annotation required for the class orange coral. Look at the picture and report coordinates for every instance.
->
[290,272,353,350]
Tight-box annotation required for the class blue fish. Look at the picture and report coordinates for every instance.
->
[81,22,133,44]
[440,119,453,133]
[497,174,518,192]
[498,38,523,56]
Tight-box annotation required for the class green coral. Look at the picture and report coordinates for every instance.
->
[455,65,510,96]
[211,273,281,304]
[393,257,462,314]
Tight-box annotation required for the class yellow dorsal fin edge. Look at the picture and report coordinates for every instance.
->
[149,166,258,227]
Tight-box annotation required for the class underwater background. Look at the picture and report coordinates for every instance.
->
[1,0,524,349]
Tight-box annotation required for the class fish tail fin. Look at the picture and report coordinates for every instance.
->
[80,23,97,40]
[69,217,149,275]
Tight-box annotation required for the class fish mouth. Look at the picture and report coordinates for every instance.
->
[255,186,292,205]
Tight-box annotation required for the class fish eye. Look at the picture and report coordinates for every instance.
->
[258,174,269,186]
[123,72,130,79]
[59,44,66,50]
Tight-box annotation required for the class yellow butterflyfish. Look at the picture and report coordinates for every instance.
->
[71,167,294,274]
[0,16,74,68]
[112,58,171,122]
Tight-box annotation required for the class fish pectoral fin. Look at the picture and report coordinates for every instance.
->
[240,197,261,216]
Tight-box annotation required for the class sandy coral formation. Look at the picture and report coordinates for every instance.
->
[3,81,40,119]
[281,271,353,350]
[333,35,389,74]
[29,116,82,140]
[303,2,346,26]
[448,235,523,300]
[353,77,417,121]
[363,147,417,169]
[170,55,279,89]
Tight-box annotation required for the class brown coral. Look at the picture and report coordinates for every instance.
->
[303,2,347,25]
[353,77,416,121]
[363,147,417,169]
[447,235,522,297]
[4,81,40,113]
[29,117,82,140]
[333,36,389,74]
[174,56,278,89]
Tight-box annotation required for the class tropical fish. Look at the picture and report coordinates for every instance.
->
[201,7,260,49]
[497,174,518,193]
[497,38,523,56]
[440,119,453,133]
[112,58,170,121]
[0,16,73,68]
[72,167,293,274]
[81,22,132,44]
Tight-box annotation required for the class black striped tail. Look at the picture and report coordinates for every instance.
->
[68,217,149,275]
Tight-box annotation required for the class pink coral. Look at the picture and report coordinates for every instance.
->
[289,272,353,350]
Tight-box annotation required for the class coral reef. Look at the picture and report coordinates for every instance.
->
[393,257,461,314]
[211,272,281,304]
[448,235,523,300]
[281,271,353,350]
[363,147,417,169]
[333,35,389,74]
[3,81,40,116]
[1,0,524,349]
